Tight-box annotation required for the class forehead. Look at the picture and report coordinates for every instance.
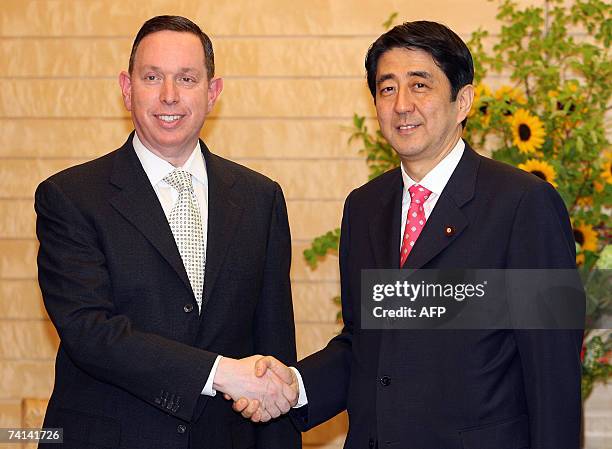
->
[134,30,205,70]
[376,47,446,80]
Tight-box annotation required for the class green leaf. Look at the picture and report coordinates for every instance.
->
[382,12,399,30]
[302,228,341,269]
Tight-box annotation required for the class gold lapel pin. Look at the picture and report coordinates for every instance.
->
[444,225,456,237]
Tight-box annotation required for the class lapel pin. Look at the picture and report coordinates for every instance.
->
[444,225,456,237]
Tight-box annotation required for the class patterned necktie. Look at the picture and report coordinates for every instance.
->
[400,184,431,267]
[163,169,205,312]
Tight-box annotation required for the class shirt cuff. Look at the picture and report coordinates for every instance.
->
[290,366,308,408]
[201,355,222,396]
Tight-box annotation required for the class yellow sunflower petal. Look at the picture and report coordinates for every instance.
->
[601,161,612,185]
[469,83,492,119]
[517,159,558,187]
[511,109,546,154]
[573,222,598,252]
[495,85,527,104]
[495,85,528,118]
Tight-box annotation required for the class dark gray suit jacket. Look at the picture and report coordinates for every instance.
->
[294,144,583,449]
[36,133,301,449]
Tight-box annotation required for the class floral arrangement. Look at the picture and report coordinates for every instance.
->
[303,0,611,399]
[466,0,611,399]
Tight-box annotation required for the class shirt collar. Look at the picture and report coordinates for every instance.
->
[400,138,465,196]
[132,132,207,187]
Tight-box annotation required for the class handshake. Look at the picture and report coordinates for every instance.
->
[213,355,299,422]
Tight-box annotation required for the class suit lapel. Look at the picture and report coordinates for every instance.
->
[108,135,192,295]
[368,169,403,268]
[200,142,243,315]
[404,143,480,269]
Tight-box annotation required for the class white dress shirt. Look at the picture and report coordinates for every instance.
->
[132,133,221,397]
[292,138,466,408]
[399,138,465,247]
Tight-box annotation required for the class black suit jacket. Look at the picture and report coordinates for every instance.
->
[295,144,583,449]
[35,134,301,449]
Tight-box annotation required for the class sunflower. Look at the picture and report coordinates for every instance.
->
[594,152,612,192]
[511,109,546,154]
[469,84,492,124]
[495,85,527,116]
[567,81,579,93]
[601,160,612,185]
[573,222,598,252]
[576,253,585,267]
[576,196,593,208]
[518,159,558,187]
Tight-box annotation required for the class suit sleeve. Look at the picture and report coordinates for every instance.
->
[35,178,217,423]
[507,182,584,449]
[292,193,354,431]
[252,183,301,448]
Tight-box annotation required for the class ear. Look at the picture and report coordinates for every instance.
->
[118,71,133,111]
[206,77,224,113]
[456,84,474,125]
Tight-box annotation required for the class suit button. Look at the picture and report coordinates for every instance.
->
[183,304,194,313]
[380,376,391,386]
[177,424,186,434]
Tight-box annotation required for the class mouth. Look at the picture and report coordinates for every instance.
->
[154,114,185,126]
[396,124,420,134]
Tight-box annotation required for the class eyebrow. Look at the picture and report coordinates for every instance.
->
[376,73,395,85]
[179,67,201,74]
[407,70,433,80]
[142,65,201,74]
[376,70,433,85]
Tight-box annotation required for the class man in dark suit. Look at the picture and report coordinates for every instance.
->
[235,21,583,448]
[35,15,300,449]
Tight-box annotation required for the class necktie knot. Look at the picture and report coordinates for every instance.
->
[408,184,431,204]
[163,169,193,193]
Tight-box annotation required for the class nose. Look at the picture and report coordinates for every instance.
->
[160,78,179,105]
[394,87,415,114]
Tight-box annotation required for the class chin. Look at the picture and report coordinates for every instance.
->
[393,145,423,159]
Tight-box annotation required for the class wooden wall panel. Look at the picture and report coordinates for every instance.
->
[0,118,372,159]
[1,0,539,37]
[0,241,38,279]
[0,280,46,319]
[0,239,338,282]
[0,200,35,238]
[0,199,344,240]
[0,158,367,200]
[2,79,376,118]
[0,36,512,78]
[0,322,58,359]
[0,362,55,399]
[0,37,369,78]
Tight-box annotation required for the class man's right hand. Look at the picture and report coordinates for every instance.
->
[231,356,299,422]
[213,355,297,421]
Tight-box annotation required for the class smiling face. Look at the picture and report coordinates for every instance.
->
[119,30,223,165]
[374,47,472,179]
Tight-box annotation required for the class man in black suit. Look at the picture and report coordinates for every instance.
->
[35,15,300,449]
[236,21,583,448]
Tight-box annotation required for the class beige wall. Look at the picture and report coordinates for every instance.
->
[0,1,609,448]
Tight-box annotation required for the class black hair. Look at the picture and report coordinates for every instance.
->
[128,15,214,80]
[365,21,474,126]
